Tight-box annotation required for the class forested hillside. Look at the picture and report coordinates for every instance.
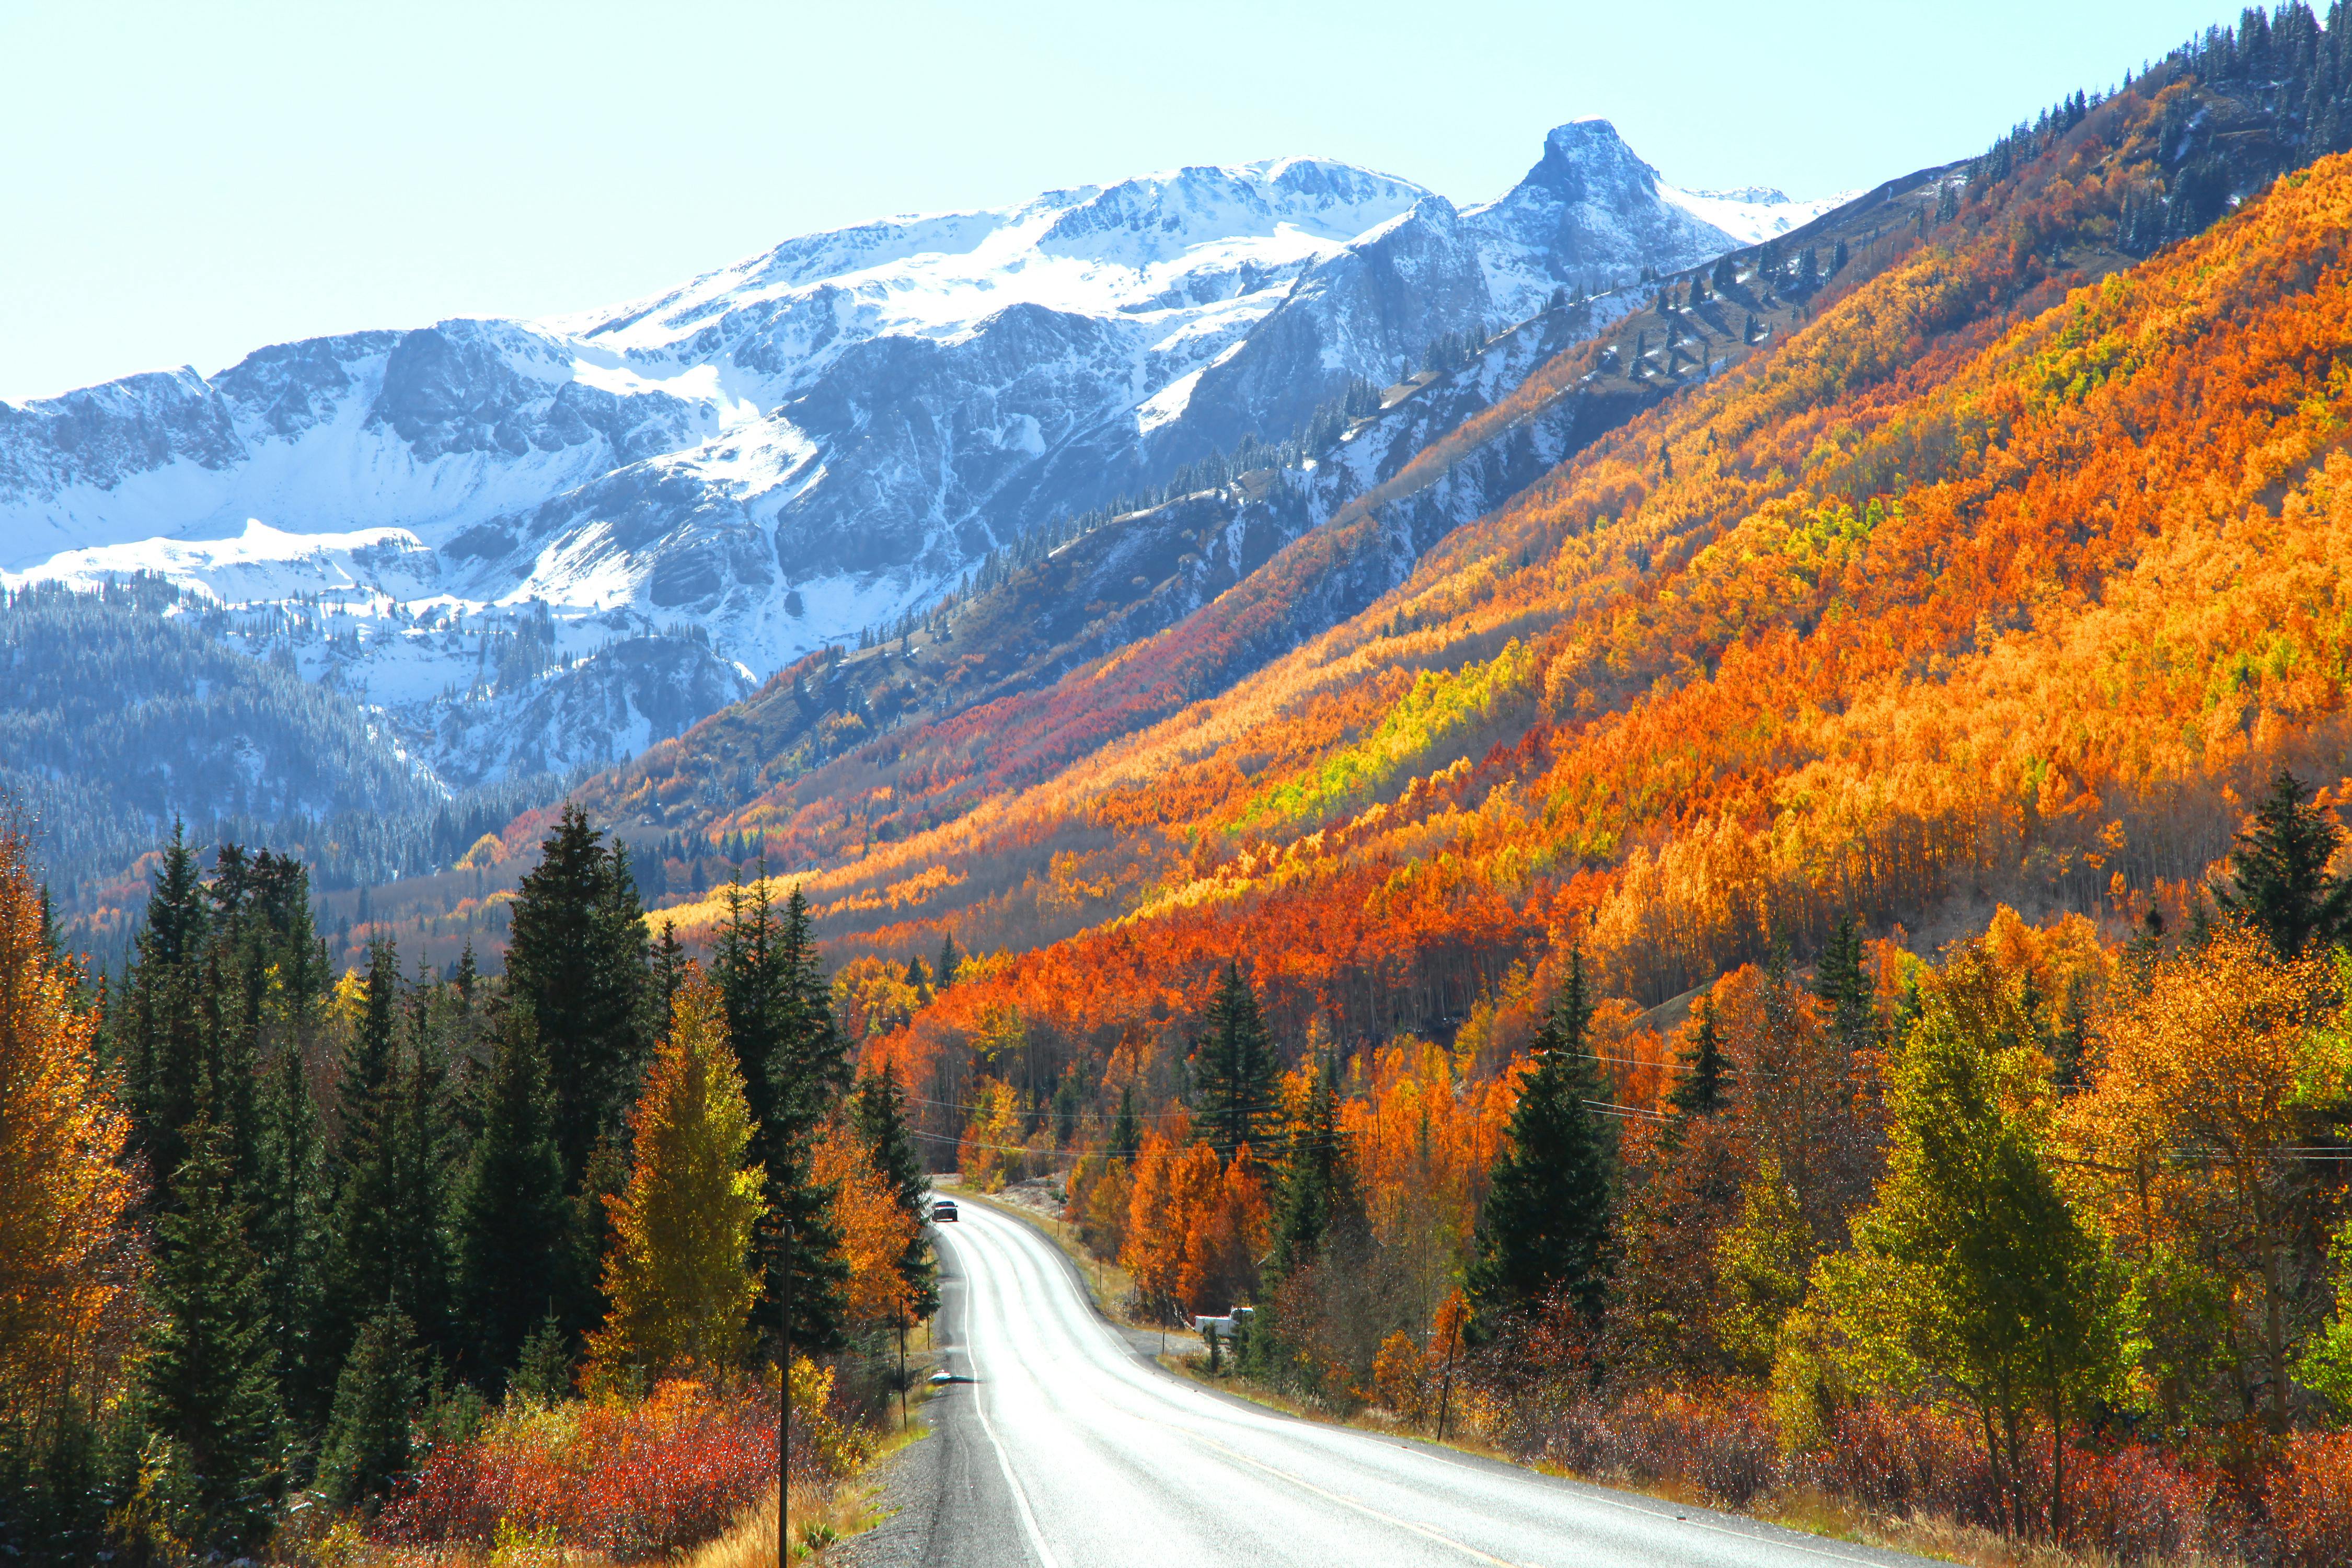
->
[27,6,2352,1564]
[0,580,555,907]
[788,16,2352,1557]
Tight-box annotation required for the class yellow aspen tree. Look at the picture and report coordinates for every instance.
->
[0,827,141,1418]
[2067,926,2348,1434]
[589,971,767,1378]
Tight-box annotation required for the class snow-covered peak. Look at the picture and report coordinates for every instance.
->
[552,156,1430,360]
[1657,183,1859,247]
[0,118,1844,798]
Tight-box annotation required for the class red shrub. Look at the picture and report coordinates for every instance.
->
[1812,1404,2000,1528]
[380,1379,779,1557]
[2266,1430,2352,1568]
[1541,1389,1781,1507]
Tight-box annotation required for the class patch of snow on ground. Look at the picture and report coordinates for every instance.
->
[1659,183,1861,246]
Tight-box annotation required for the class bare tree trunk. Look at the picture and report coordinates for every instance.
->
[2049,1382,2066,1543]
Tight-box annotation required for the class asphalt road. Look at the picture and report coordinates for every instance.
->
[921,1200,1941,1568]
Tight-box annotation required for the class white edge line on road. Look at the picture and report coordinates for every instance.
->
[950,1225,1066,1568]
[1334,1433,1899,1568]
[1191,1431,1531,1568]
[973,1200,1907,1568]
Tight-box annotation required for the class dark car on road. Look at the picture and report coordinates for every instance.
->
[932,1198,959,1222]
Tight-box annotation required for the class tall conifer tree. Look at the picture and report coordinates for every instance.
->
[2212,768,2352,957]
[504,806,651,1186]
[454,1006,567,1386]
[1814,913,1878,1056]
[253,1041,330,1425]
[325,941,452,1362]
[1270,1055,1355,1278]
[1467,952,1617,1326]
[1666,995,1729,1120]
[1193,962,1279,1160]
[145,1119,284,1555]
[768,886,850,1358]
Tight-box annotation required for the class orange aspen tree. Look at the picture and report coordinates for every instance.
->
[0,828,140,1420]
[811,1117,917,1328]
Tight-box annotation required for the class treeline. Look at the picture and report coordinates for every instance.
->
[1,578,573,904]
[1047,775,2352,1558]
[0,808,933,1561]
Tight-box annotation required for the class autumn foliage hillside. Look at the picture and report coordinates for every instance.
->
[670,64,2350,1126]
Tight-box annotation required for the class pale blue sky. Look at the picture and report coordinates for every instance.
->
[2,1,2233,403]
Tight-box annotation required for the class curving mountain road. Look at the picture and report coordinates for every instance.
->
[915,1200,1937,1568]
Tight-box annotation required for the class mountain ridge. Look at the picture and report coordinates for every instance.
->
[0,121,1837,812]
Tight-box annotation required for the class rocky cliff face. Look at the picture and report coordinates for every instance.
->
[0,124,1840,792]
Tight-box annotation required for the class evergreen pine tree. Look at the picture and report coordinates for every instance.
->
[771,887,851,1359]
[326,941,453,1363]
[936,933,960,989]
[390,996,455,1357]
[1466,952,1617,1326]
[652,919,689,1023]
[1666,994,1729,1119]
[145,1119,284,1555]
[1192,962,1280,1160]
[454,1005,567,1387]
[504,806,651,1186]
[1269,1055,1355,1277]
[510,1312,574,1406]
[316,1310,420,1511]
[2211,767,2352,957]
[252,1040,331,1426]
[326,940,403,1359]
[1109,1084,1142,1162]
[1814,912,1878,1055]
[112,822,213,1194]
[713,877,785,1165]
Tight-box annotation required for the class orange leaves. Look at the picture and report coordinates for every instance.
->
[1120,1124,1266,1318]
[0,827,139,1417]
[2067,924,2344,1225]
[810,1117,918,1330]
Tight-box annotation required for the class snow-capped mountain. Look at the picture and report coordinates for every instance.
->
[0,120,1847,791]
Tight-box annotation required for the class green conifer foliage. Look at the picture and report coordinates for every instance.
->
[317,1310,420,1512]
[1666,995,1728,1120]
[855,1064,939,1321]
[145,1119,284,1555]
[327,940,403,1356]
[253,1040,331,1425]
[1109,1085,1142,1163]
[2211,768,2352,958]
[112,823,213,1193]
[760,885,852,1358]
[1814,912,1880,1056]
[1467,952,1617,1327]
[1192,962,1281,1161]
[1269,1056,1355,1278]
[454,1006,567,1387]
[326,940,452,1364]
[510,1312,575,1407]
[504,806,651,1185]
